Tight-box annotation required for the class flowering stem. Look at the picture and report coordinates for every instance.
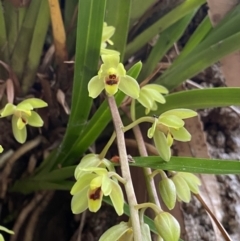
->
[99,132,116,159]
[107,95,142,241]
[135,202,162,214]
[99,116,154,159]
[123,116,154,131]
[132,125,161,207]
[127,101,161,207]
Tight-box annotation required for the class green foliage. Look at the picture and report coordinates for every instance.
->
[2,0,240,240]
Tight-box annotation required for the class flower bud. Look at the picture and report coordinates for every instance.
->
[159,178,176,210]
[154,212,180,241]
[153,131,171,162]
[171,174,191,203]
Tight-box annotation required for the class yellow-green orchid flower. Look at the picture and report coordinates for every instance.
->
[137,84,169,114]
[148,109,197,161]
[0,98,47,143]
[0,146,3,153]
[88,54,140,99]
[71,167,124,216]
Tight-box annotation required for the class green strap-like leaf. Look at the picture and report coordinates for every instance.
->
[156,31,240,90]
[10,0,42,81]
[125,0,206,60]
[105,0,132,57]
[0,2,9,63]
[59,0,106,166]
[131,156,240,174]
[173,15,212,65]
[157,4,240,90]
[21,0,50,94]
[37,0,106,174]
[64,0,78,57]
[140,11,197,80]
[159,87,240,113]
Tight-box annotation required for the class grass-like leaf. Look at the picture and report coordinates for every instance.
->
[105,0,132,57]
[37,0,106,173]
[125,0,206,60]
[64,0,78,57]
[157,32,240,90]
[139,11,196,80]
[129,0,156,27]
[3,1,27,56]
[131,156,240,174]
[0,2,9,63]
[159,87,240,113]
[21,0,50,94]
[10,0,42,81]
[173,15,212,64]
[157,4,240,90]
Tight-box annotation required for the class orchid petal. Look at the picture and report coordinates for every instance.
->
[101,54,119,68]
[119,76,140,99]
[88,76,105,98]
[12,115,27,143]
[109,180,124,215]
[101,175,112,195]
[153,131,171,162]
[142,84,168,94]
[138,89,154,109]
[74,154,101,179]
[170,127,191,142]
[88,188,103,212]
[71,186,88,214]
[71,173,96,195]
[90,176,102,190]
[116,63,126,76]
[17,117,27,130]
[18,98,48,109]
[0,103,16,117]
[99,222,130,241]
[27,111,44,127]
[159,115,184,129]
[105,83,119,96]
[161,109,197,119]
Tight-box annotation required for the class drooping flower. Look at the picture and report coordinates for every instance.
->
[0,98,47,143]
[137,84,169,114]
[171,172,201,203]
[88,54,140,99]
[147,109,197,161]
[71,167,124,216]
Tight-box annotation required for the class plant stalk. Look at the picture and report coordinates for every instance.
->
[107,95,142,241]
[132,125,161,207]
